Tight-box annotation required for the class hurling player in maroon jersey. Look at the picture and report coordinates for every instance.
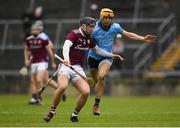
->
[35,21,67,102]
[24,24,57,105]
[43,17,124,122]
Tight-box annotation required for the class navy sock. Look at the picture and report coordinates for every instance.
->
[94,98,100,106]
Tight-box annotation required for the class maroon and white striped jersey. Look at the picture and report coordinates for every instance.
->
[26,33,49,63]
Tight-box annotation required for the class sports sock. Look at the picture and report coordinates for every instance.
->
[72,112,78,117]
[72,108,80,116]
[50,106,56,113]
[49,80,58,89]
[94,98,100,106]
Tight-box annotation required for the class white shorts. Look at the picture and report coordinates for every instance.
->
[58,64,86,83]
[31,62,48,74]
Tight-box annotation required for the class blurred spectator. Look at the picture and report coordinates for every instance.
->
[90,3,98,11]
[21,6,44,39]
[21,9,33,39]
[33,6,44,20]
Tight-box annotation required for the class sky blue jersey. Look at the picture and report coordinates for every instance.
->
[88,21,124,60]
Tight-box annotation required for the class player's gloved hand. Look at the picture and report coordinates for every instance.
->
[63,60,71,66]
[112,54,125,61]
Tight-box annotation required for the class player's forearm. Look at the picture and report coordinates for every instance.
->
[49,50,55,63]
[24,47,30,64]
[49,40,54,49]
[46,46,55,63]
[63,40,73,60]
[124,31,144,41]
[92,46,113,57]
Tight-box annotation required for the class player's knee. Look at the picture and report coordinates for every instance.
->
[82,89,90,97]
[57,85,68,92]
[37,79,43,86]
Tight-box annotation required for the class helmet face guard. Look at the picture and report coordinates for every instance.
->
[100,8,114,20]
[80,17,96,35]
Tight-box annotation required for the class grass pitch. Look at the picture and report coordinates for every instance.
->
[0,94,180,127]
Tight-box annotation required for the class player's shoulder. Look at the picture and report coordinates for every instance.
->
[66,29,80,40]
[38,32,49,40]
[111,23,124,33]
[26,35,34,40]
[112,22,121,28]
[72,29,80,34]
[67,29,81,37]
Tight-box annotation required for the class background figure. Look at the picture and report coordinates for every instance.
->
[21,6,44,39]
[21,9,34,39]
[24,23,57,105]
[33,6,44,21]
[35,21,67,102]
[112,34,124,69]
[88,8,157,116]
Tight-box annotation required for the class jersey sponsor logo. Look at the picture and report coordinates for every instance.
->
[30,45,42,49]
[75,44,89,51]
[98,39,113,46]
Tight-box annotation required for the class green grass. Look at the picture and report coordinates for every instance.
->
[0,94,180,127]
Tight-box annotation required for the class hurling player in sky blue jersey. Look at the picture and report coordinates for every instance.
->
[88,8,157,116]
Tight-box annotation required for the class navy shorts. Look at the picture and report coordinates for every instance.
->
[87,57,113,69]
